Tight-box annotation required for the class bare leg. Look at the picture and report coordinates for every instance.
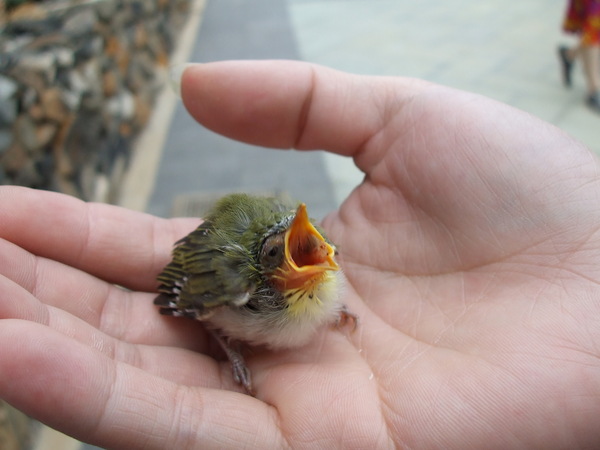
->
[581,44,600,95]
[565,43,582,62]
[559,43,580,87]
[561,39,600,111]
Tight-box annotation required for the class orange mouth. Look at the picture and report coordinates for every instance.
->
[277,204,338,291]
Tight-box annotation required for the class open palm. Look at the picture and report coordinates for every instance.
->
[1,61,599,449]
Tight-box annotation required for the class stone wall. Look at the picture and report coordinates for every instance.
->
[0,0,191,201]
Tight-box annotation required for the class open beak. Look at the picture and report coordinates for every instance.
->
[279,204,339,290]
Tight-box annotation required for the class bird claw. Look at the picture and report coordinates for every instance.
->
[210,331,254,395]
[231,355,254,396]
[335,304,359,332]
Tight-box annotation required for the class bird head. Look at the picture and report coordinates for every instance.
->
[258,203,339,293]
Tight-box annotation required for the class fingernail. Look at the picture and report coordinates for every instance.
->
[168,63,195,98]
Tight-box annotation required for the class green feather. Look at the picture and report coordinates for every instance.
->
[154,194,299,318]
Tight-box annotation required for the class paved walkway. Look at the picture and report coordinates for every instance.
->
[120,0,598,219]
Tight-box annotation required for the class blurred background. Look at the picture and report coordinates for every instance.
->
[0,0,597,448]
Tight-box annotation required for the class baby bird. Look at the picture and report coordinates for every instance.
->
[154,194,357,393]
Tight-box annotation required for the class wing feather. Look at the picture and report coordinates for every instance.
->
[154,221,255,318]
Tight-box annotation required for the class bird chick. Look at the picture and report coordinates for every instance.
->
[155,194,357,393]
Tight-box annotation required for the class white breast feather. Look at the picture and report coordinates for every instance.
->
[206,272,343,349]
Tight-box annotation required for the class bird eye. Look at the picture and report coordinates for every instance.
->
[260,233,285,270]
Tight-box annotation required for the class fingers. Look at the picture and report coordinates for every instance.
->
[0,186,200,291]
[0,241,209,350]
[181,60,427,156]
[0,188,210,349]
[0,267,224,387]
[0,321,284,449]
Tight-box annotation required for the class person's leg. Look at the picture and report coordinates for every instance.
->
[581,44,600,94]
[566,43,582,62]
[581,43,600,112]
[558,43,580,87]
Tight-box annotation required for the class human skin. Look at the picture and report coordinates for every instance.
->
[0,60,599,449]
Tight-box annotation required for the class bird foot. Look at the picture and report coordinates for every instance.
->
[230,354,253,395]
[210,331,254,395]
[334,304,359,332]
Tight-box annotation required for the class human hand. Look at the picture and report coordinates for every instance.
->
[1,60,599,448]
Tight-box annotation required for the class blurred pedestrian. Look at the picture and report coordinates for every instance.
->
[558,0,600,113]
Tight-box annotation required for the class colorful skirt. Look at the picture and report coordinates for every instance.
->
[563,0,600,45]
